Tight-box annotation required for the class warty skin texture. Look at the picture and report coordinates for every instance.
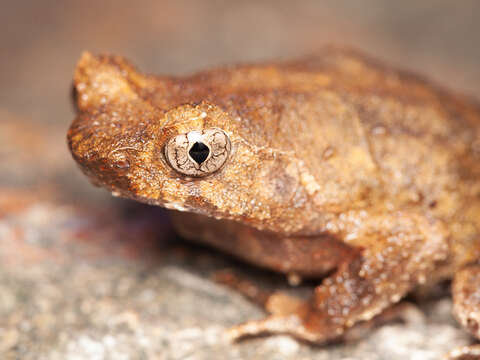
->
[68,47,480,356]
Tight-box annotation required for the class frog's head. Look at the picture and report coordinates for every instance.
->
[68,53,314,234]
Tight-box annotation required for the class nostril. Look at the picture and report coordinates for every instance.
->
[71,84,79,112]
[466,317,479,334]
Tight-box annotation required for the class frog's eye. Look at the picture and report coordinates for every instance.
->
[164,128,231,177]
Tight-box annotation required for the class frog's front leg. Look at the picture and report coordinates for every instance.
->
[447,264,480,360]
[228,210,449,343]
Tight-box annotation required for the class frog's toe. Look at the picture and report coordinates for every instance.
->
[226,312,340,343]
[227,314,302,341]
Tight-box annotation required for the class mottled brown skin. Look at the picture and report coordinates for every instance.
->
[68,47,480,354]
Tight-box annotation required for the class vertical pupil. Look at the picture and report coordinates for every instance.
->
[189,142,210,164]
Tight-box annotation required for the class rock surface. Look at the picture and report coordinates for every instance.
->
[1,1,480,359]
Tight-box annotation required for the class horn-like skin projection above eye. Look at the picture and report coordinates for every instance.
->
[164,128,232,177]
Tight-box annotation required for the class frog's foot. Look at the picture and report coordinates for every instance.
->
[216,271,347,342]
[227,293,342,343]
[449,264,480,359]
[215,270,340,342]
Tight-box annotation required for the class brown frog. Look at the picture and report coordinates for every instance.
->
[68,47,480,357]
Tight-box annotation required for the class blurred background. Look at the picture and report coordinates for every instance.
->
[1,1,479,359]
[2,0,480,128]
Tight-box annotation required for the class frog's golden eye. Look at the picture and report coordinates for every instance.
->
[164,128,231,177]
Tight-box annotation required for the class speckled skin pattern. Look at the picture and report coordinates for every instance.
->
[68,47,480,351]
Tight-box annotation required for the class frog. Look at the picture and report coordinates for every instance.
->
[67,46,480,358]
